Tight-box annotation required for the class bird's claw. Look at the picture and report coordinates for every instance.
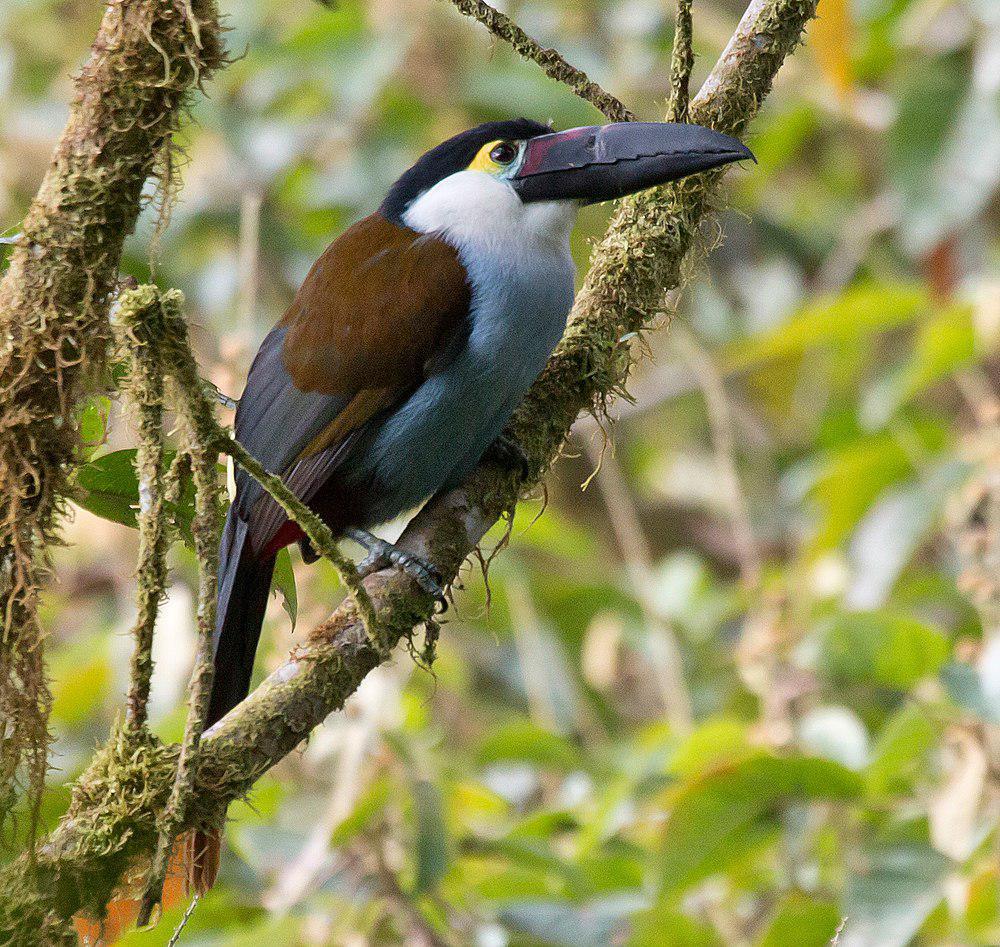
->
[485,434,530,481]
[349,529,447,610]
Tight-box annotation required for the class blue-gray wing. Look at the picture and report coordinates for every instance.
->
[232,324,350,523]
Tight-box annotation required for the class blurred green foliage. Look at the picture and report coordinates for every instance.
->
[2,0,999,944]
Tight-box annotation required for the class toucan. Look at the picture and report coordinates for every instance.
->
[186,118,752,889]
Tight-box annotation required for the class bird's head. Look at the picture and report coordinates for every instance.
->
[381,118,753,248]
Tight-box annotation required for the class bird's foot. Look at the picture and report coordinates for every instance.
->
[484,434,530,481]
[345,528,447,609]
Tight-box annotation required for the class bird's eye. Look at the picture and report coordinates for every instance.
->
[490,141,518,164]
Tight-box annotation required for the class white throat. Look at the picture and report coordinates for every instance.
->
[402,170,578,258]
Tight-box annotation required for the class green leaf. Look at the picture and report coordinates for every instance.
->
[940,662,1000,724]
[499,895,646,947]
[466,834,585,892]
[459,862,554,901]
[721,283,926,372]
[629,904,722,946]
[77,395,111,458]
[889,56,1000,254]
[576,851,645,895]
[476,720,580,770]
[329,776,391,847]
[817,611,950,689]
[804,425,947,552]
[846,460,969,608]
[412,778,449,894]
[271,547,297,627]
[510,809,579,840]
[966,868,1000,945]
[660,755,861,892]
[866,703,939,797]
[74,449,144,528]
[757,893,840,947]
[841,827,950,947]
[861,304,977,427]
[667,717,753,779]
[74,448,201,543]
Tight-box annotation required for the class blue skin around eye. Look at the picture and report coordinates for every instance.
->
[337,239,575,527]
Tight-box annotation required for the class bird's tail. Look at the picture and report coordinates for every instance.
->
[206,510,276,730]
[186,510,275,893]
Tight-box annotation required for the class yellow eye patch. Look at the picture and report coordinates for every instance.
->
[469,140,502,172]
[468,139,519,173]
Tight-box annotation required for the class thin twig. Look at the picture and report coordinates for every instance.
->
[167,894,200,947]
[215,432,382,640]
[667,0,694,122]
[445,0,635,123]
[164,451,193,521]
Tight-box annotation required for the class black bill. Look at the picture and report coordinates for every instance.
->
[511,122,754,204]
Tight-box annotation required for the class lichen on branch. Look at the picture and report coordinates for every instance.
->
[0,0,223,834]
[668,0,695,123]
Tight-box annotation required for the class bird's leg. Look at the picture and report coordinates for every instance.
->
[483,433,530,481]
[345,527,447,607]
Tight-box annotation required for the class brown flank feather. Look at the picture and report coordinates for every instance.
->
[280,212,471,399]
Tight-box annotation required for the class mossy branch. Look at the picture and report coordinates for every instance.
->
[136,413,220,924]
[115,286,381,913]
[0,0,223,834]
[121,303,169,730]
[0,0,818,937]
[668,0,695,123]
[445,0,636,122]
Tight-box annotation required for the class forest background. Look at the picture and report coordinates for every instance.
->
[1,0,998,944]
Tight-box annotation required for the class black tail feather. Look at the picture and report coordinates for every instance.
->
[207,511,275,728]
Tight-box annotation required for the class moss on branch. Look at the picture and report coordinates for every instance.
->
[121,296,170,730]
